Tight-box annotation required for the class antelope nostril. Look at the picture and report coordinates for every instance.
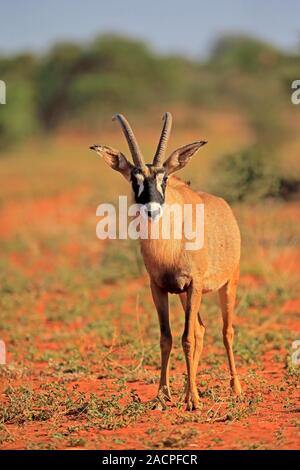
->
[141,202,163,220]
[147,209,160,218]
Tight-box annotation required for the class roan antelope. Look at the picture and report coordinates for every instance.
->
[90,113,242,410]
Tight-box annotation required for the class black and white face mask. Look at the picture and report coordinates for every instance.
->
[131,167,168,219]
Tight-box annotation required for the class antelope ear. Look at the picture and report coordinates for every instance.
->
[163,141,207,175]
[90,144,134,181]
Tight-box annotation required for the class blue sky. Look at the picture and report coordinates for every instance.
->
[0,0,299,57]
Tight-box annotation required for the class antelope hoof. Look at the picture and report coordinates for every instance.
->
[185,391,201,411]
[151,399,167,411]
[186,397,200,412]
[157,385,172,403]
[230,377,242,397]
[150,396,170,411]
[150,386,173,411]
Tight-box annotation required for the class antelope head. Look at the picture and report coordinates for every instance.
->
[90,113,207,219]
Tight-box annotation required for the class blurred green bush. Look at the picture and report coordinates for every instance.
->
[211,146,280,202]
[1,33,298,138]
[212,145,300,202]
[0,33,299,199]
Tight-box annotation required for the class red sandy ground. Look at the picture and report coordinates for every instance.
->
[1,296,299,450]
[0,187,299,450]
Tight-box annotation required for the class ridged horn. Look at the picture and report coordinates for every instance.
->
[153,112,173,166]
[112,114,145,168]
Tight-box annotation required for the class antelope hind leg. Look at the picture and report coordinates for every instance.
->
[218,267,242,396]
[179,294,205,406]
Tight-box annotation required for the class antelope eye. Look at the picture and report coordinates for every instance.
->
[163,175,168,183]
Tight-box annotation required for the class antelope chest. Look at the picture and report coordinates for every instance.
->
[159,270,192,294]
[141,246,192,294]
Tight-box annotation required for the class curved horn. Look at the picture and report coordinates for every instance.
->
[112,114,145,168]
[153,112,173,166]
